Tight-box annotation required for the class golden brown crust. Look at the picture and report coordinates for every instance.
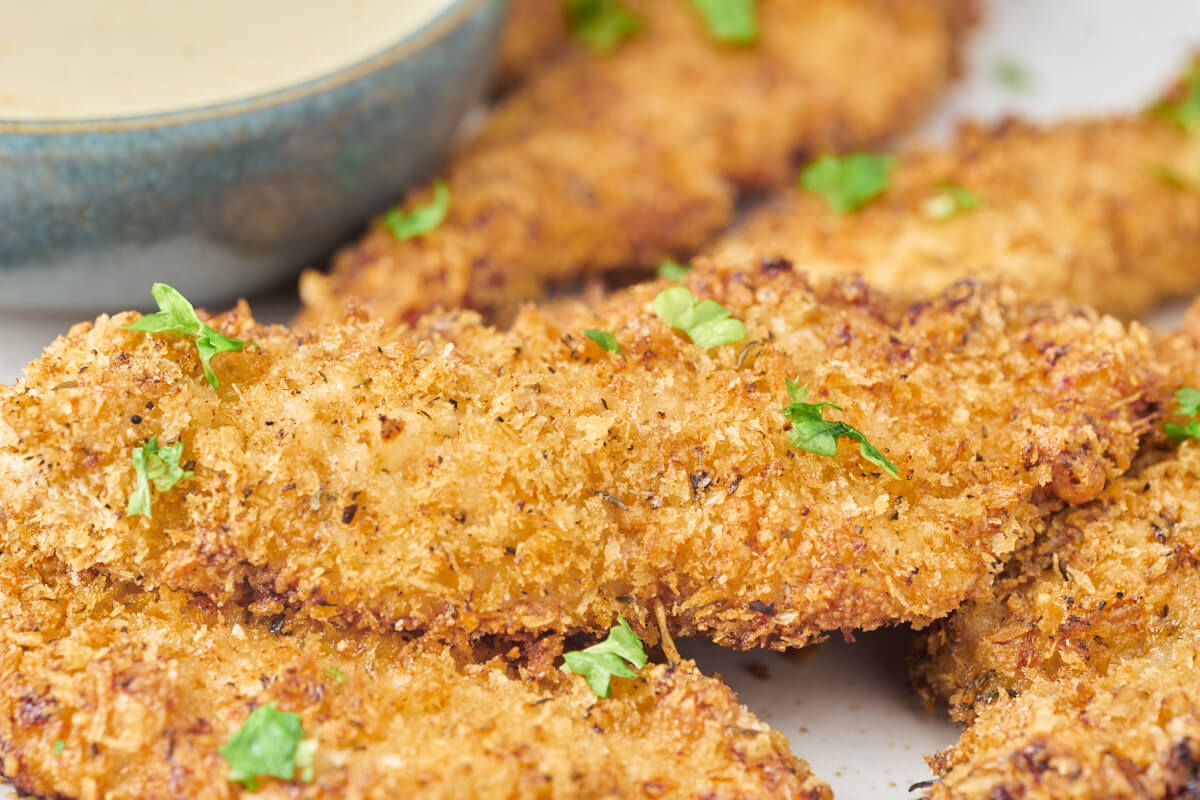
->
[926,631,1200,800]
[297,0,975,327]
[910,322,1200,798]
[0,266,1159,652]
[912,444,1200,722]
[0,552,828,800]
[704,114,1200,319]
[493,0,568,89]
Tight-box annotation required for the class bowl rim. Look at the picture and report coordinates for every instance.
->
[0,0,491,135]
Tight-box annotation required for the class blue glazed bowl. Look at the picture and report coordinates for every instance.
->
[0,0,503,312]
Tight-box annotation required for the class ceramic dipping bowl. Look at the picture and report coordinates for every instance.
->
[0,0,503,312]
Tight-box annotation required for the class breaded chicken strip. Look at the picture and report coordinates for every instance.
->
[494,0,568,89]
[926,630,1200,800]
[297,0,975,327]
[909,441,1200,799]
[0,550,827,799]
[908,309,1200,798]
[0,267,1158,651]
[704,112,1200,319]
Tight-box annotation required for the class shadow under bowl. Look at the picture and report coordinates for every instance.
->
[0,0,504,312]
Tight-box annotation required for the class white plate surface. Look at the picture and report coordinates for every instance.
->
[2,2,1200,797]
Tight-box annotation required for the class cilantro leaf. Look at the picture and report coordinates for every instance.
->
[126,437,193,518]
[993,57,1031,90]
[585,329,621,352]
[220,702,315,790]
[657,258,693,281]
[325,666,348,683]
[123,283,255,388]
[780,379,900,478]
[689,0,757,44]
[801,153,895,215]
[653,286,747,348]
[562,617,648,698]
[1165,386,1200,442]
[384,180,450,240]
[52,740,65,757]
[566,0,642,51]
[924,184,981,220]
[1155,66,1200,132]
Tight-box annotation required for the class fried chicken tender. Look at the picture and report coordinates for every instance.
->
[909,440,1200,799]
[0,550,827,800]
[906,289,1200,800]
[703,112,1200,319]
[494,0,568,89]
[0,267,1158,651]
[926,630,1200,800]
[297,0,975,327]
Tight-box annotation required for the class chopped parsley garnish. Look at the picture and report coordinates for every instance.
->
[1165,386,1200,442]
[657,258,693,281]
[126,437,193,518]
[993,57,1031,90]
[1155,66,1200,133]
[123,283,256,389]
[780,379,900,478]
[924,184,981,220]
[653,286,747,348]
[220,702,315,790]
[384,180,450,240]
[690,0,757,44]
[324,666,348,683]
[585,329,621,352]
[801,153,895,215]
[52,740,65,756]
[566,0,642,51]
[562,617,648,698]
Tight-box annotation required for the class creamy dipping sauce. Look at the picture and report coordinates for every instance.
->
[0,0,457,120]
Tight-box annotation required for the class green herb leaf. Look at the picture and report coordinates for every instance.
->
[652,286,747,348]
[584,329,621,352]
[220,702,315,790]
[52,740,65,757]
[780,379,900,478]
[923,183,981,220]
[993,57,1031,90]
[801,153,895,215]
[325,666,348,683]
[123,283,255,388]
[656,258,693,281]
[689,0,757,44]
[562,617,648,698]
[1155,66,1200,133]
[1165,386,1200,441]
[126,437,193,518]
[566,0,642,51]
[384,180,451,240]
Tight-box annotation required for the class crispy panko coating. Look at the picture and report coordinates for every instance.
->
[297,0,975,327]
[909,305,1200,800]
[0,267,1159,652]
[926,630,1200,800]
[0,551,827,800]
[704,113,1200,319]
[911,442,1200,798]
[494,0,568,89]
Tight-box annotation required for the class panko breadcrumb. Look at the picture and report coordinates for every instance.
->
[493,0,568,89]
[704,109,1200,319]
[297,0,975,327]
[0,265,1159,651]
[0,550,827,799]
[910,314,1200,798]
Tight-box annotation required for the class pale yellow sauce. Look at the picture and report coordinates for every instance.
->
[0,0,457,120]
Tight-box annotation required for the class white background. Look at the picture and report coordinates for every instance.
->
[2,2,1200,797]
